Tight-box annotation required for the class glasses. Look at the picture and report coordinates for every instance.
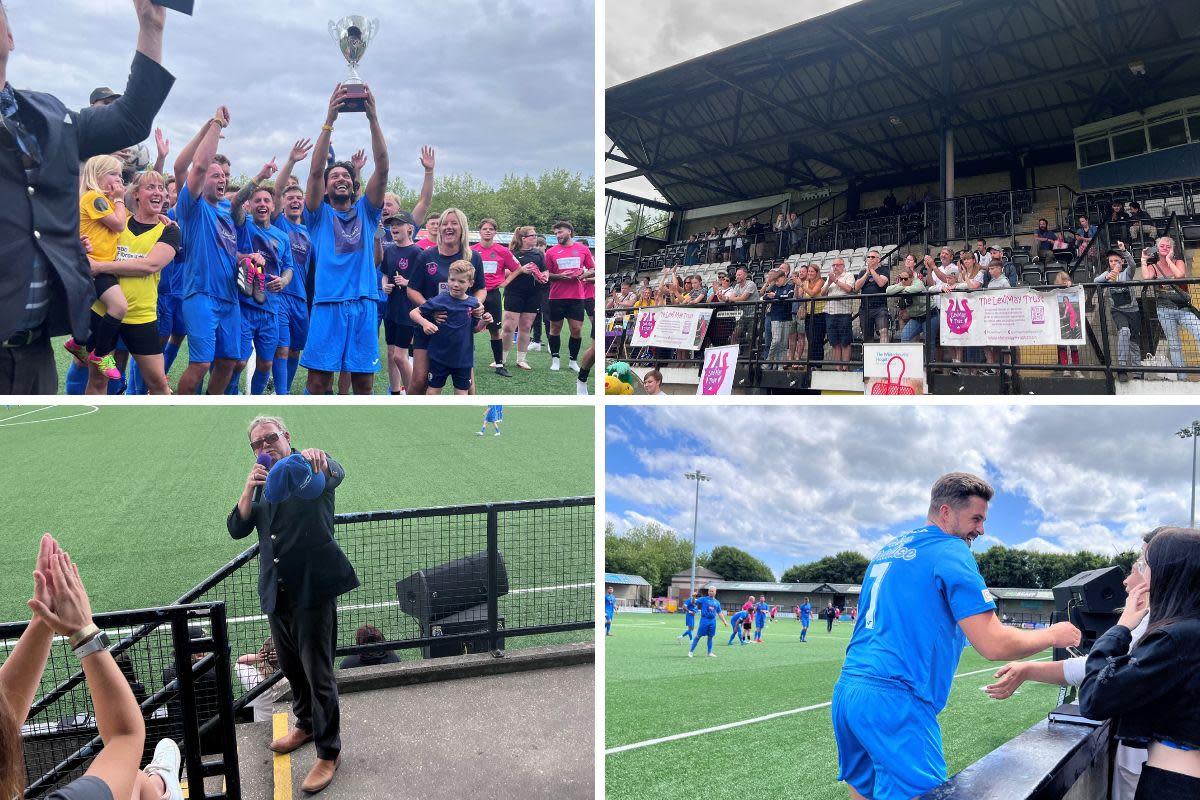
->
[250,431,283,451]
[522,233,537,238]
[867,255,879,259]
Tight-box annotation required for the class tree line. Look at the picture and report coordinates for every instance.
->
[606,523,1139,596]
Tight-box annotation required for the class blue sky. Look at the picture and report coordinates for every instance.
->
[606,405,1199,579]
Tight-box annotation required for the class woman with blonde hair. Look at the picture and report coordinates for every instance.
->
[500,225,547,371]
[64,155,130,383]
[1142,235,1200,380]
[2,535,183,800]
[406,208,486,393]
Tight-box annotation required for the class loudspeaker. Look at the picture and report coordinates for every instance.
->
[1052,566,1126,659]
[395,551,509,624]
[420,602,505,659]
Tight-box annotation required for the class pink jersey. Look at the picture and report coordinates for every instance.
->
[472,242,522,290]
[545,241,594,301]
[415,237,437,250]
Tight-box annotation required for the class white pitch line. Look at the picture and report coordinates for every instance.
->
[0,406,50,424]
[0,406,99,428]
[605,655,1053,756]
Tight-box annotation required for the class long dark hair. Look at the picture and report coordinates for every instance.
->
[0,690,26,800]
[1145,527,1200,636]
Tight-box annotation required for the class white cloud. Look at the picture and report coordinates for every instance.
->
[606,405,1200,574]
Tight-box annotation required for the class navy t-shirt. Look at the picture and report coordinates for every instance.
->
[408,248,486,304]
[381,242,423,325]
[765,282,795,320]
[417,292,480,368]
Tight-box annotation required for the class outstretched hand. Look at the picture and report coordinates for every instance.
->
[326,84,348,124]
[288,138,314,163]
[154,128,170,159]
[351,149,368,175]
[420,146,435,172]
[362,85,378,122]
[256,158,278,183]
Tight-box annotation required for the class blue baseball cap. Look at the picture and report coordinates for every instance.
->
[264,454,326,503]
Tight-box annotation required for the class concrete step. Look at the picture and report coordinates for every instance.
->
[233,717,276,800]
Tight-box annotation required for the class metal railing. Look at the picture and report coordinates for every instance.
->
[8,603,239,800]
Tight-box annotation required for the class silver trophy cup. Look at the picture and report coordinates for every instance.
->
[328,15,379,113]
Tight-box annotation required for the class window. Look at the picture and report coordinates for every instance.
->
[1112,128,1148,160]
[1188,114,1200,143]
[1149,119,1188,151]
[1078,138,1111,167]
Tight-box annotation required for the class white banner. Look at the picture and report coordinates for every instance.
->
[630,307,713,350]
[863,344,925,395]
[697,345,739,396]
[938,287,1086,346]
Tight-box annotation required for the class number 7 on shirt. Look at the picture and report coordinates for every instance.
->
[863,562,891,630]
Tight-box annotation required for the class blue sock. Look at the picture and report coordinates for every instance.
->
[689,636,699,654]
[287,356,300,392]
[163,341,181,373]
[251,369,270,395]
[302,386,312,395]
[605,621,610,635]
[707,637,714,654]
[480,425,487,434]
[107,377,125,395]
[225,369,243,395]
[65,362,88,395]
[125,359,145,395]
[272,358,289,395]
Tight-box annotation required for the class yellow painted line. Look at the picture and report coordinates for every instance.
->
[273,712,293,800]
[180,778,188,799]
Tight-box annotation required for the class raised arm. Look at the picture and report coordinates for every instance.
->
[412,147,435,225]
[363,87,389,209]
[152,127,169,175]
[186,107,227,198]
[307,85,347,213]
[230,159,279,226]
[273,138,313,218]
[958,609,1079,662]
[174,115,218,189]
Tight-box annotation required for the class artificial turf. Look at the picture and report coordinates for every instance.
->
[50,325,598,396]
[604,613,1060,800]
[0,404,594,621]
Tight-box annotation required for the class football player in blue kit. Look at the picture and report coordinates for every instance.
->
[727,608,750,646]
[604,587,617,636]
[832,473,1081,800]
[689,586,728,658]
[753,598,769,642]
[677,590,698,642]
[799,597,812,642]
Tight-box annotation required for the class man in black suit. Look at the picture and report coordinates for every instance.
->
[0,0,174,392]
[227,415,359,795]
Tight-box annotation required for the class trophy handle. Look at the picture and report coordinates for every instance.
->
[366,18,380,43]
[327,20,341,45]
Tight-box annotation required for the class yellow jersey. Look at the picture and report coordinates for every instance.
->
[91,220,168,325]
[79,190,122,262]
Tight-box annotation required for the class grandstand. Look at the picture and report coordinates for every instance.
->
[605,0,1200,394]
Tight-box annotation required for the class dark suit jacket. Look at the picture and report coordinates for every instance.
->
[227,451,360,614]
[0,52,174,341]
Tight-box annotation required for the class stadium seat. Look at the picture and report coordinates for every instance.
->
[1021,269,1045,286]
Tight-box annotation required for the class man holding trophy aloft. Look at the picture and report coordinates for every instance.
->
[299,15,388,395]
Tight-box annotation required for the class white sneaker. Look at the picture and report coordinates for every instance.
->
[708,652,717,658]
[576,380,589,395]
[488,362,502,369]
[568,360,580,372]
[476,431,484,436]
[687,651,694,658]
[494,431,501,436]
[144,739,183,800]
[550,356,561,371]
[528,342,542,351]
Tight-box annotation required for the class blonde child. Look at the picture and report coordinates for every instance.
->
[65,155,129,379]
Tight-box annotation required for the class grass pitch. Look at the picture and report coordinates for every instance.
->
[51,325,597,396]
[604,613,1060,800]
[0,404,593,621]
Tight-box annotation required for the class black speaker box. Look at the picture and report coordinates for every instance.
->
[395,551,508,624]
[420,602,505,659]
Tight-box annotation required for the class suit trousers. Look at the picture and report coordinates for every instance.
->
[268,591,341,760]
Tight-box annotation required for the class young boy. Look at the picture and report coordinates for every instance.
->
[410,260,492,395]
[479,405,503,436]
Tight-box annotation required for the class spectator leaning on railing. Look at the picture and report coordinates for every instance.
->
[1141,236,1200,381]
[886,264,929,343]
[747,215,767,260]
[727,267,758,302]
[1095,242,1140,382]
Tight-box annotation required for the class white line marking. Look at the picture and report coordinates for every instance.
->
[0,406,50,424]
[605,655,1053,755]
[0,406,99,428]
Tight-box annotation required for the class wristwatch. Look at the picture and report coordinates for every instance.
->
[72,629,110,661]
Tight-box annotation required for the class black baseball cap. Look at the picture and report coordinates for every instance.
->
[89,87,121,105]
[383,211,415,227]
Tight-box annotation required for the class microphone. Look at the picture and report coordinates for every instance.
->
[251,452,273,503]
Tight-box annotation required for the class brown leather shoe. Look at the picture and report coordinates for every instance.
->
[301,757,339,794]
[268,728,313,754]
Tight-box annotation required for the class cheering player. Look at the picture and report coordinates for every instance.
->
[543,221,593,372]
[688,586,728,658]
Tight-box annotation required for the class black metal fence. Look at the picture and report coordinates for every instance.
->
[7,602,239,800]
[606,274,1200,394]
[185,497,595,712]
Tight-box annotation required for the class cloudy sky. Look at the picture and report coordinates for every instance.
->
[5,0,594,186]
[607,404,1200,578]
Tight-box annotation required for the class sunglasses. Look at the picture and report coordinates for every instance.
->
[250,431,284,451]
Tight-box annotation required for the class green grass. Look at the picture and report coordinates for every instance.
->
[604,614,1059,800]
[0,404,594,621]
[50,326,597,395]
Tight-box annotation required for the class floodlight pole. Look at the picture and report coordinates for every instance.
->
[1181,421,1200,527]
[685,470,710,595]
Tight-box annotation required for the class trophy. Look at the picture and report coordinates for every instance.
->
[328,15,380,113]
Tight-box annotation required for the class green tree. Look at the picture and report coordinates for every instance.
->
[385,168,594,234]
[604,522,695,596]
[700,546,774,582]
[605,207,669,249]
[975,546,1043,588]
[780,551,869,584]
[1110,550,1139,576]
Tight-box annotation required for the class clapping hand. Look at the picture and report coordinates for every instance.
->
[27,534,95,637]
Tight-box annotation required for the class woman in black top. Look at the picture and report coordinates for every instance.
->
[1,535,184,800]
[1079,527,1200,799]
[500,225,549,372]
